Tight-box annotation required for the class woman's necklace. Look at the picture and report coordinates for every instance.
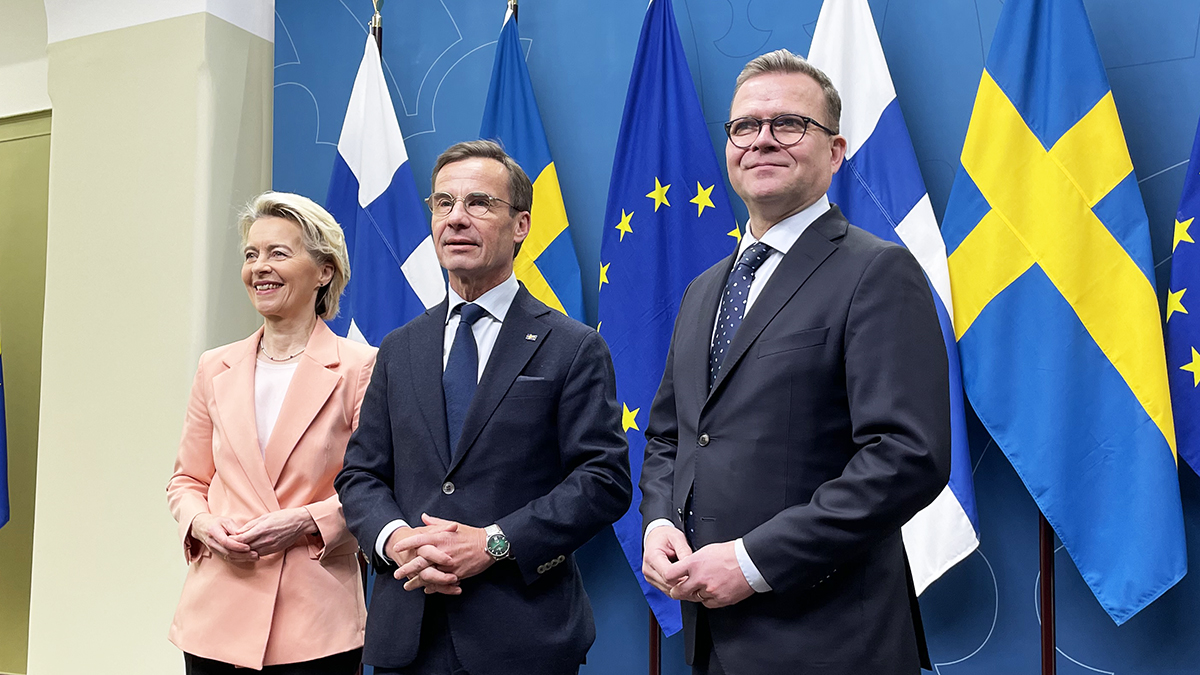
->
[259,340,305,362]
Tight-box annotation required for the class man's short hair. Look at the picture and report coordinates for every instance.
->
[732,49,842,134]
[431,139,534,212]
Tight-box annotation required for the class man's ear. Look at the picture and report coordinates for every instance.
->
[829,134,848,174]
[513,211,531,245]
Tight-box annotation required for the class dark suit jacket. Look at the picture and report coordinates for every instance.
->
[335,285,632,675]
[640,206,950,675]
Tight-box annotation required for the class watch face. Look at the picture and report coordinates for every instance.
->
[486,533,510,558]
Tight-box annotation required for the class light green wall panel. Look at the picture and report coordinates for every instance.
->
[0,109,50,675]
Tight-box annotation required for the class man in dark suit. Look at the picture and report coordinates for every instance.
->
[639,50,951,675]
[336,140,631,675]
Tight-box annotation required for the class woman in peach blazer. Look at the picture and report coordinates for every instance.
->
[168,192,376,674]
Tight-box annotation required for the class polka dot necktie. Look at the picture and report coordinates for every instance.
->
[709,242,773,389]
[444,302,488,464]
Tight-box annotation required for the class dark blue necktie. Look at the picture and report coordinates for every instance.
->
[443,303,487,464]
[709,242,773,388]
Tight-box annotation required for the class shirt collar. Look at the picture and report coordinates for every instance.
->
[740,194,831,257]
[445,272,520,325]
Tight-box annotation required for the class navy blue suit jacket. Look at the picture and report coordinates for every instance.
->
[336,285,631,674]
[640,206,950,674]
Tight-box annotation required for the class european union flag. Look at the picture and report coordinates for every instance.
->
[941,0,1185,623]
[480,8,584,321]
[1166,117,1200,474]
[326,35,445,346]
[597,0,736,636]
[0,334,7,530]
[808,0,978,594]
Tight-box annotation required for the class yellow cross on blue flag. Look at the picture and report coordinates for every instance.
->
[941,0,1185,624]
[597,0,736,636]
[1166,117,1200,474]
[479,7,584,320]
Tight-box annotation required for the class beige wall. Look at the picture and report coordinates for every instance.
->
[0,0,50,118]
[0,111,51,675]
[26,13,270,674]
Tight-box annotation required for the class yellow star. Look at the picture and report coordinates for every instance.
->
[596,321,602,333]
[599,262,610,291]
[1168,288,1188,321]
[621,403,641,433]
[646,177,671,211]
[728,226,742,243]
[1175,217,1194,252]
[615,209,634,242]
[1181,347,1200,387]
[690,183,715,217]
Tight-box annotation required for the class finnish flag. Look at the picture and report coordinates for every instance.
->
[808,0,980,593]
[325,35,445,346]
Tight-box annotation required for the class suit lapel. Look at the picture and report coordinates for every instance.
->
[680,254,735,411]
[263,321,343,486]
[210,327,280,511]
[411,300,453,472]
[708,207,845,398]
[449,287,549,472]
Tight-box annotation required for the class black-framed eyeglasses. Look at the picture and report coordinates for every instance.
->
[425,191,518,217]
[724,114,838,149]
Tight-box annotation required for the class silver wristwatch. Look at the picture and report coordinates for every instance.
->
[484,524,511,561]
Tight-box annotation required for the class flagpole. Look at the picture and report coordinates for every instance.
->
[1040,513,1055,675]
[369,0,383,54]
[649,611,660,675]
[509,0,518,23]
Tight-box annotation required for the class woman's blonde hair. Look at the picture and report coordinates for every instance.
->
[238,191,350,320]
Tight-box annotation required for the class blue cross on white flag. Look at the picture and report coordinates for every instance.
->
[325,35,445,345]
[808,0,980,593]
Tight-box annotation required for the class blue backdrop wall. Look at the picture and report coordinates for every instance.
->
[271,1,1200,672]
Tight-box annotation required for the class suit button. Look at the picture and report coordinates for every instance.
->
[442,481,455,495]
[537,564,547,574]
[698,433,710,447]
[556,555,565,563]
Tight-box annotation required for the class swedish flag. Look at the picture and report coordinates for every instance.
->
[597,0,735,635]
[1166,118,1200,474]
[480,8,584,320]
[941,0,1185,624]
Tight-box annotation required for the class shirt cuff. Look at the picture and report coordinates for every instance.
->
[735,538,772,593]
[643,518,678,547]
[375,519,409,563]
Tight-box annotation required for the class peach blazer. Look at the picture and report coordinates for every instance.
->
[167,321,376,669]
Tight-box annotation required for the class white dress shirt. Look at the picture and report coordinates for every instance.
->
[374,273,521,561]
[645,195,831,593]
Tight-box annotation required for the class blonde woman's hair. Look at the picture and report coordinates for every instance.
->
[238,191,350,320]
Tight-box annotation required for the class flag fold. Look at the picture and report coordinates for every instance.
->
[1166,118,1200,474]
[807,0,979,594]
[326,35,445,346]
[598,0,737,636]
[941,0,1186,624]
[480,9,585,321]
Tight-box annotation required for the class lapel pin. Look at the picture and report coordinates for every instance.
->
[526,333,538,341]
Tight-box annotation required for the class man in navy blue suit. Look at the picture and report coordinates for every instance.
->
[336,140,631,675]
[639,50,950,675]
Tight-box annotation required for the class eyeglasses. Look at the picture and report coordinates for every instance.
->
[724,114,838,149]
[425,191,518,217]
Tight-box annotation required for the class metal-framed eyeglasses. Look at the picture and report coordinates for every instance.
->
[723,114,838,149]
[425,191,519,217]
